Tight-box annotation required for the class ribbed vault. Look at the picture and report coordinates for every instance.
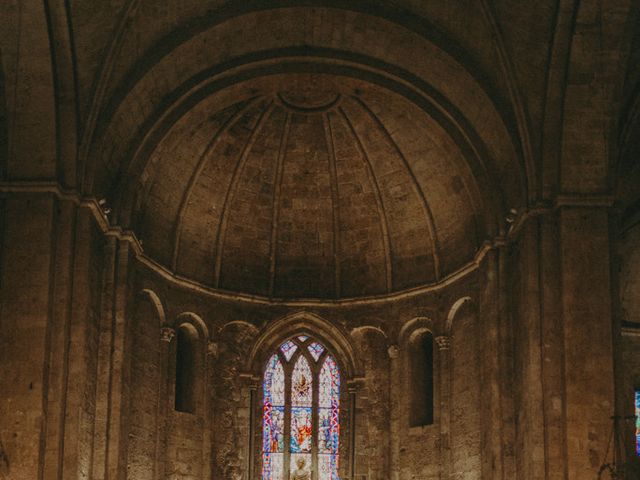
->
[135,74,481,300]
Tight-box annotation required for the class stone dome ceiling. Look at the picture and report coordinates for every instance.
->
[135,74,482,300]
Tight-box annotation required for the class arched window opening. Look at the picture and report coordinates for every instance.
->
[175,325,197,413]
[409,331,434,427]
[262,336,340,480]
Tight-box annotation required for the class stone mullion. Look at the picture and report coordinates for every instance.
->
[284,357,292,476]
[312,353,319,480]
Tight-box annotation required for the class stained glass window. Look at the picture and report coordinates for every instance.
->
[280,340,298,361]
[308,342,325,361]
[262,337,341,480]
[263,354,285,480]
[636,390,640,456]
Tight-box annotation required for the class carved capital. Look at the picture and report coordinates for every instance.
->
[387,344,400,359]
[160,326,175,343]
[435,335,451,350]
[207,340,219,358]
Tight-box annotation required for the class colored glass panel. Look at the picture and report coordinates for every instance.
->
[318,454,339,480]
[292,356,313,406]
[263,355,285,480]
[290,407,313,453]
[264,354,285,406]
[262,453,284,480]
[318,356,340,480]
[308,342,325,361]
[263,340,341,479]
[280,340,297,361]
[319,356,340,407]
[263,406,284,453]
[636,390,640,456]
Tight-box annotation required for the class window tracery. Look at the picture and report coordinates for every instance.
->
[262,336,340,480]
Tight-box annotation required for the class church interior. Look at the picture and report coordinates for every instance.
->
[2,1,640,479]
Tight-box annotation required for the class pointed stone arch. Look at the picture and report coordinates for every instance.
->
[247,311,360,380]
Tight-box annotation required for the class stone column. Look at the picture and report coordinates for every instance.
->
[203,340,217,480]
[346,380,359,480]
[479,249,506,480]
[157,326,175,479]
[435,335,452,479]
[246,375,260,480]
[388,344,400,480]
[558,206,614,478]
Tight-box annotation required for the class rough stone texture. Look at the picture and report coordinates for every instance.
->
[450,308,481,479]
[2,2,640,480]
[126,296,162,480]
[620,224,640,324]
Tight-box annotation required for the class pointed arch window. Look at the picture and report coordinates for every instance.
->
[262,336,340,480]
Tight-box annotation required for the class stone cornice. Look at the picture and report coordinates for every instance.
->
[0,181,617,307]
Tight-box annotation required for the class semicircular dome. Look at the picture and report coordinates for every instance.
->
[135,74,483,300]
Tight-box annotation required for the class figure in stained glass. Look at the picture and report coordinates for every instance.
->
[290,407,313,453]
[262,337,341,480]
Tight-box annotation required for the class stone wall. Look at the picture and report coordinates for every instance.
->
[126,257,481,479]
[0,198,107,480]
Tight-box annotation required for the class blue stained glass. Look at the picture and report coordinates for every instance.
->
[308,342,325,361]
[280,340,297,361]
[290,407,313,453]
[636,390,640,456]
[263,340,340,479]
[262,453,283,480]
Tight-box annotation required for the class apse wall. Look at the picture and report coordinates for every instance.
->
[126,257,484,479]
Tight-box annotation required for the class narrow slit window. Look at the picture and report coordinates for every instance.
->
[175,326,197,413]
[410,332,434,427]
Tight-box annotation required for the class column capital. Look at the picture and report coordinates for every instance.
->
[387,344,400,359]
[207,340,219,358]
[435,335,451,350]
[160,326,175,343]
